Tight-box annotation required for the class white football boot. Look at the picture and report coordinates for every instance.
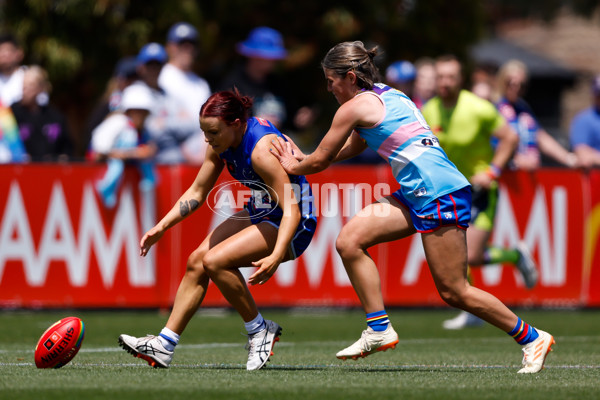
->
[442,310,484,330]
[336,325,399,360]
[118,334,173,368]
[517,329,555,373]
[246,320,282,371]
[515,242,539,289]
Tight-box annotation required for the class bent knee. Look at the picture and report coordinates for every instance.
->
[437,284,469,308]
[201,249,228,275]
[186,248,207,275]
[335,232,363,260]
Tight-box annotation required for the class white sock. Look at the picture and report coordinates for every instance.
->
[244,313,266,335]
[158,327,180,351]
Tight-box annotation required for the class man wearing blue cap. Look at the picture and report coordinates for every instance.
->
[570,75,600,168]
[159,22,211,122]
[131,42,198,164]
[159,22,211,164]
[218,26,291,129]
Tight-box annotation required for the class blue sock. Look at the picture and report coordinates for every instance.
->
[508,317,539,345]
[158,327,180,351]
[244,313,266,335]
[366,310,390,332]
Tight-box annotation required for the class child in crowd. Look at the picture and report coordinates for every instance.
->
[91,84,157,208]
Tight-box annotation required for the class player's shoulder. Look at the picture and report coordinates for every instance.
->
[247,118,280,151]
[341,93,381,121]
[250,132,281,172]
[255,132,278,149]
[247,116,280,135]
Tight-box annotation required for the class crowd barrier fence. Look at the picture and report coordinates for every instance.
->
[1,164,598,308]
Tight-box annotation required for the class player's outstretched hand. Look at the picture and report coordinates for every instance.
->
[248,255,281,285]
[270,137,301,174]
[140,226,164,257]
[281,135,306,161]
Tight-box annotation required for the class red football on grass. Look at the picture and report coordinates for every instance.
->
[34,316,85,369]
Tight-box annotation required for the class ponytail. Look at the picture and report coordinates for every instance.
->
[321,41,381,89]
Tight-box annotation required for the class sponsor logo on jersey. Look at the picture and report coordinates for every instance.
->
[256,118,270,127]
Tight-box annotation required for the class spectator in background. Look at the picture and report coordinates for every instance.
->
[385,60,416,99]
[470,62,497,102]
[0,33,25,107]
[570,75,600,168]
[421,55,538,330]
[91,84,157,208]
[132,42,198,164]
[218,26,290,129]
[11,66,72,161]
[160,22,211,123]
[85,56,139,153]
[159,22,211,164]
[495,59,578,170]
[412,57,436,109]
[0,101,27,163]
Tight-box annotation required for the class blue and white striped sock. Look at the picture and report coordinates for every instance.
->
[158,327,180,351]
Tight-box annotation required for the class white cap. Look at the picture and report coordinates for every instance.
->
[121,84,153,111]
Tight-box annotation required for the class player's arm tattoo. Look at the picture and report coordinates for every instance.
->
[318,146,335,162]
[324,148,336,162]
[179,199,200,217]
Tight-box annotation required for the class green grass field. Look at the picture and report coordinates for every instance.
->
[0,309,599,400]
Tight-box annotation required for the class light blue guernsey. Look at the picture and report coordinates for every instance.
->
[354,84,469,209]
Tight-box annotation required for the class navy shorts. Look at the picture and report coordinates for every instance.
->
[392,186,471,233]
[245,200,317,259]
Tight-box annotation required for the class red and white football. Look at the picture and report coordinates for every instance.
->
[34,316,85,369]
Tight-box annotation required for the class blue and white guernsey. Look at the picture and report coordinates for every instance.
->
[355,84,470,209]
[218,117,315,227]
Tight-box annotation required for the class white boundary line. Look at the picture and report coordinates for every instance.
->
[2,336,598,370]
[1,362,598,370]
[2,335,598,354]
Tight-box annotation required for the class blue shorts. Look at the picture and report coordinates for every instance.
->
[392,186,471,233]
[245,200,317,259]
